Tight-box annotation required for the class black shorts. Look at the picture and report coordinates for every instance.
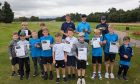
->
[55,60,65,68]
[84,39,89,44]
[11,57,19,65]
[41,56,53,64]
[67,56,76,67]
[77,60,86,69]
[104,53,116,62]
[92,56,102,64]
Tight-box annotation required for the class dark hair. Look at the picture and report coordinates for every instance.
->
[40,22,46,26]
[13,32,18,35]
[67,28,74,32]
[42,28,49,32]
[123,36,130,41]
[81,14,87,18]
[55,32,62,37]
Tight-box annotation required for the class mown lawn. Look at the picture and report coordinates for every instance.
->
[0,22,140,84]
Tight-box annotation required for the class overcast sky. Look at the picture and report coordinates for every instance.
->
[0,0,140,18]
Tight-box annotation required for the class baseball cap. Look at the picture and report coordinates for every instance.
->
[20,31,26,36]
[101,16,106,20]
[81,14,87,18]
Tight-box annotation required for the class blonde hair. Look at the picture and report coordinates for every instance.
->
[21,22,28,26]
[39,22,46,26]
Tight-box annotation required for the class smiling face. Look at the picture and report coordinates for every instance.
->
[13,34,19,40]
[79,36,84,42]
[81,17,87,22]
[67,30,74,37]
[32,31,38,38]
[108,25,114,34]
[21,22,28,29]
[65,15,71,22]
[20,35,26,40]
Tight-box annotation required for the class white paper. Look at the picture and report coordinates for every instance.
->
[15,45,25,57]
[24,30,28,36]
[92,38,101,48]
[109,42,119,53]
[63,43,72,53]
[41,40,51,50]
[78,48,87,60]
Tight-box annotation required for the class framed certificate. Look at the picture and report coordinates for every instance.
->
[92,38,101,48]
[109,42,119,53]
[41,40,51,50]
[78,48,87,60]
[15,45,25,57]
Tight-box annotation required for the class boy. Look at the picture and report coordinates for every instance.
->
[65,28,78,80]
[40,28,54,80]
[75,32,89,84]
[17,31,30,80]
[8,32,20,76]
[117,36,133,81]
[53,33,67,83]
[91,29,103,80]
[103,25,118,79]
[29,31,42,77]
[18,22,31,41]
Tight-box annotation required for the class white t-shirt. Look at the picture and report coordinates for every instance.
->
[65,36,78,56]
[53,43,65,60]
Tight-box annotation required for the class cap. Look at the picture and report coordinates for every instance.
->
[20,31,26,36]
[101,16,106,20]
[81,14,87,18]
[78,32,85,37]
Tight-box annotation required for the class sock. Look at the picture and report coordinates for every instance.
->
[57,75,60,78]
[82,76,84,78]
[63,75,66,78]
[98,71,101,74]
[45,71,48,75]
[93,72,96,74]
[78,76,81,78]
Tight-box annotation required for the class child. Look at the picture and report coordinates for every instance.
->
[117,36,133,81]
[8,32,20,76]
[40,28,54,80]
[65,28,78,80]
[29,31,42,77]
[18,22,31,41]
[91,29,103,80]
[53,33,67,83]
[75,32,89,84]
[103,25,118,79]
[38,22,46,38]
[17,31,30,80]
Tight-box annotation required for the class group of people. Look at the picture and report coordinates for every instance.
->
[8,14,133,84]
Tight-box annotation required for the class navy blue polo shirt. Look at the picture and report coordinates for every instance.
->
[61,21,75,39]
[96,23,109,37]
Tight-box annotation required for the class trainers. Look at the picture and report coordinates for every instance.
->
[117,75,121,80]
[105,72,109,79]
[98,73,102,80]
[49,73,53,80]
[91,73,96,79]
[63,77,67,82]
[110,73,115,79]
[81,78,86,84]
[86,62,89,66]
[56,78,60,84]
[123,76,128,81]
[11,71,16,76]
[33,73,38,77]
[77,78,81,84]
[43,72,48,80]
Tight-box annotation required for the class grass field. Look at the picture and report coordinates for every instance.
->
[0,22,140,84]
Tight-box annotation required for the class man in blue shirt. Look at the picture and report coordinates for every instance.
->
[40,28,54,80]
[76,14,91,44]
[61,14,75,40]
[96,16,109,38]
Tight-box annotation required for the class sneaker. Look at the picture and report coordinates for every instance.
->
[43,72,48,80]
[77,78,81,84]
[33,73,38,77]
[63,77,67,83]
[11,71,16,76]
[41,72,44,78]
[110,73,115,79]
[98,73,102,80]
[81,78,86,84]
[123,76,128,81]
[105,72,109,79]
[117,75,121,80]
[17,70,20,76]
[49,73,53,80]
[56,78,60,84]
[91,73,96,79]
[86,62,89,66]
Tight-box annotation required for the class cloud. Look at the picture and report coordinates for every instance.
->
[0,0,139,18]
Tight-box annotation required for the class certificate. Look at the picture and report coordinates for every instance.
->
[78,48,87,60]
[92,38,101,48]
[41,40,51,50]
[15,45,25,57]
[24,30,28,36]
[109,42,119,53]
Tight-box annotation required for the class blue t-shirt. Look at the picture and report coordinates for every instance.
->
[104,33,118,53]
[29,38,41,57]
[61,21,75,39]
[40,35,54,57]
[92,36,103,56]
[76,22,91,40]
